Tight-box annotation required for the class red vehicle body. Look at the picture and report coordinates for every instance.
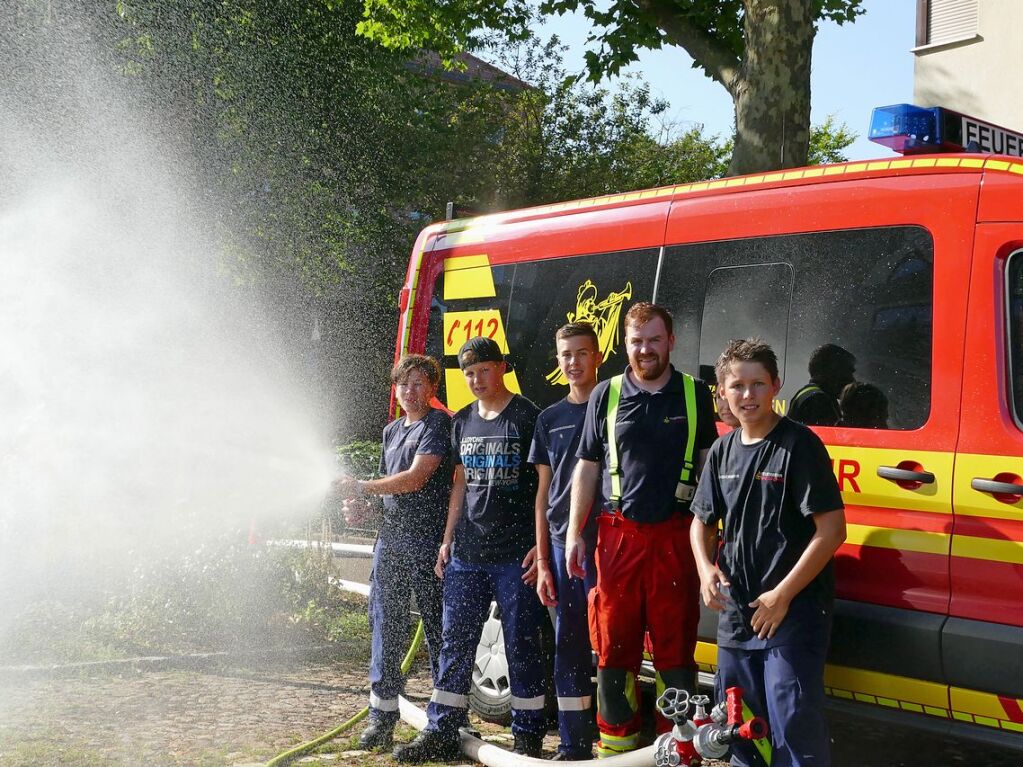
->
[393,154,1023,747]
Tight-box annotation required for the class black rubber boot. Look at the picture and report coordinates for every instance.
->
[392,729,462,763]
[512,732,544,758]
[357,719,394,750]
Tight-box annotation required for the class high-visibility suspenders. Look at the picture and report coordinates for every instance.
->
[790,383,823,410]
[605,372,698,507]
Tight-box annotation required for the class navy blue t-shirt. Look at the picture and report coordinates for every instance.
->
[528,397,599,549]
[577,366,717,523]
[378,408,452,545]
[691,417,844,649]
[451,394,540,563]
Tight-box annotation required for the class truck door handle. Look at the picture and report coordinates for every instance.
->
[877,466,935,484]
[971,478,1023,496]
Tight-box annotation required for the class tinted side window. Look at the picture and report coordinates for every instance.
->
[657,227,934,430]
[427,248,659,411]
[1007,250,1023,428]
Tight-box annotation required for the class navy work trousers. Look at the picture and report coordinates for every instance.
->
[426,556,547,738]
[715,643,830,767]
[367,535,444,724]
[551,541,597,758]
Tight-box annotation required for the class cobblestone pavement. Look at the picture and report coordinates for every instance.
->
[3,652,1021,767]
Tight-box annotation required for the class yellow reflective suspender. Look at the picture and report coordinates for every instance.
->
[606,374,624,504]
[605,372,699,506]
[680,373,697,484]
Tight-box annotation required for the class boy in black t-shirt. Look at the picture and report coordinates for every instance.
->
[334,355,451,750]
[393,337,547,764]
[691,339,846,767]
[528,322,603,760]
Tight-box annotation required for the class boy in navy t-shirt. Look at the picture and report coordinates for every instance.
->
[334,354,451,750]
[393,337,547,763]
[690,338,846,767]
[529,322,602,760]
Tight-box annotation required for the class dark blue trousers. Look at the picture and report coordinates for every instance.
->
[426,556,547,738]
[367,535,444,724]
[715,643,830,767]
[551,541,597,758]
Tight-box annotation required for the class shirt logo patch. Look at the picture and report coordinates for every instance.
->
[664,416,686,423]
[718,473,740,481]
[755,471,784,483]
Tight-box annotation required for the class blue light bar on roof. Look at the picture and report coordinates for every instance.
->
[869,103,1023,156]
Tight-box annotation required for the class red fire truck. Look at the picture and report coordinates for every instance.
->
[391,105,1023,749]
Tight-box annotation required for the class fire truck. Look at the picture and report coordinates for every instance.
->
[391,104,1023,749]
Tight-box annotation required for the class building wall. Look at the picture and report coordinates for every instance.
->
[914,0,1023,131]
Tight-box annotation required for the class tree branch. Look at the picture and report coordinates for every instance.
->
[633,0,742,94]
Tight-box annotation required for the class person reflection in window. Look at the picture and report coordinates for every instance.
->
[788,344,856,426]
[839,382,889,429]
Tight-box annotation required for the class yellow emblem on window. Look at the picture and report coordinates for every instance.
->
[546,279,633,386]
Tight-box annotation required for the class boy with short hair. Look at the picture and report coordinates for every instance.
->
[690,338,846,767]
[334,354,450,750]
[393,336,547,763]
[529,322,603,760]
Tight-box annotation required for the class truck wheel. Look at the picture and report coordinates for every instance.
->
[469,601,512,724]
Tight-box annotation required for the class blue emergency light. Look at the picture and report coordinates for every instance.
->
[869,104,1023,157]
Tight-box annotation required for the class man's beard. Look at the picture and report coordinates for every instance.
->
[631,353,668,381]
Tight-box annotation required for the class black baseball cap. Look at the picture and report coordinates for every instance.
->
[458,336,513,370]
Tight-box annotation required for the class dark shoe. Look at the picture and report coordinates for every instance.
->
[392,729,462,763]
[552,749,593,761]
[512,732,543,758]
[358,720,394,750]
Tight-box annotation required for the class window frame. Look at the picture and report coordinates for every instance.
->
[1004,248,1023,430]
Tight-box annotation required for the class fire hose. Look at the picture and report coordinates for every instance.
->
[267,569,772,767]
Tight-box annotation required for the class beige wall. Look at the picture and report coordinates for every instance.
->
[914,0,1023,130]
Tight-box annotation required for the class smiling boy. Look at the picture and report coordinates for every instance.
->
[529,322,603,760]
[690,338,846,767]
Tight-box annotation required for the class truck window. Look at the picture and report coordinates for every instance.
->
[1007,250,1023,428]
[425,248,659,412]
[657,226,934,430]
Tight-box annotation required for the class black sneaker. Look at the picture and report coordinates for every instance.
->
[552,749,593,761]
[512,732,543,758]
[392,729,462,763]
[357,720,394,750]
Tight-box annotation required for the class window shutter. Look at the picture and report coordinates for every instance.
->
[928,0,979,45]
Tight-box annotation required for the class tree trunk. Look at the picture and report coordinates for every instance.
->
[728,0,815,176]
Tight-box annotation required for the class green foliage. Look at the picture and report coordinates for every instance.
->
[0,541,369,664]
[336,439,383,479]
[360,0,865,84]
[808,115,857,165]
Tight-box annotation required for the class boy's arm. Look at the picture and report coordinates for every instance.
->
[749,507,847,639]
[690,514,730,612]
[533,464,556,605]
[337,454,443,497]
[435,465,467,578]
[565,458,599,579]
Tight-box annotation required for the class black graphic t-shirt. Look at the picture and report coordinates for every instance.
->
[691,417,844,649]
[378,408,452,545]
[528,397,598,548]
[451,394,540,563]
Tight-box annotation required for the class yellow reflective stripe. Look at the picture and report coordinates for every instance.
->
[680,373,697,483]
[606,375,624,502]
[625,671,639,713]
[844,524,950,556]
[952,535,1023,565]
